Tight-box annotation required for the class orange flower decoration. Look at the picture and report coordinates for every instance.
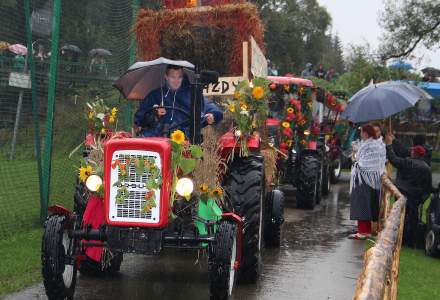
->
[287,107,294,114]
[251,86,264,100]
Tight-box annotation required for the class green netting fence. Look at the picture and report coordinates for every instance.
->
[0,0,158,240]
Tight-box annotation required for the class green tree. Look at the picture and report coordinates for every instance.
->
[379,0,440,60]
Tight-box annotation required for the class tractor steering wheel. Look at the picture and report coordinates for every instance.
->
[141,105,192,137]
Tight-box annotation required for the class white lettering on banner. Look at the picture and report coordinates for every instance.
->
[250,36,267,77]
[204,77,244,96]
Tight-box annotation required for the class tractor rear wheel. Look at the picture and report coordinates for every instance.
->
[296,153,321,210]
[264,189,285,247]
[224,155,264,284]
[42,215,77,300]
[209,221,237,300]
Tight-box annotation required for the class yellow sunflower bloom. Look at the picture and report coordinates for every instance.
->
[228,103,235,113]
[286,140,293,147]
[240,102,248,110]
[210,187,223,198]
[109,116,115,124]
[284,84,290,92]
[79,165,92,182]
[111,107,118,117]
[199,183,209,193]
[170,129,185,144]
[300,139,307,146]
[88,111,94,120]
[287,107,294,113]
[234,91,241,99]
[282,122,290,128]
[252,86,264,100]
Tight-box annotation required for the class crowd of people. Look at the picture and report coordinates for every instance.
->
[266,60,338,82]
[348,124,433,247]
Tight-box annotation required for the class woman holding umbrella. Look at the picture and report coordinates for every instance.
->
[349,124,387,239]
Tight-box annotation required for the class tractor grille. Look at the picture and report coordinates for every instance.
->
[109,150,162,224]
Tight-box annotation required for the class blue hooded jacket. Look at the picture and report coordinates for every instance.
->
[134,75,223,137]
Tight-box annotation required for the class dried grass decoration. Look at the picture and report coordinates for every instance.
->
[135,3,265,75]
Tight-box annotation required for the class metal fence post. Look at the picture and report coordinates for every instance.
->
[24,0,44,222]
[41,0,62,222]
[125,0,140,131]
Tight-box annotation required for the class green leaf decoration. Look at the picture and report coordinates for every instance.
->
[189,145,203,159]
[180,158,196,175]
[135,160,145,175]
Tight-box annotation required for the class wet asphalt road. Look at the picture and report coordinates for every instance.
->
[4,173,365,300]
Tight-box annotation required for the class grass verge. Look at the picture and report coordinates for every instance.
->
[398,247,440,299]
[0,228,42,296]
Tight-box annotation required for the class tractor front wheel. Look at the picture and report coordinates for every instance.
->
[209,221,237,300]
[264,190,285,247]
[42,215,77,300]
[296,153,321,210]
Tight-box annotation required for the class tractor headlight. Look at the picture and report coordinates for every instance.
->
[176,178,194,199]
[86,175,103,192]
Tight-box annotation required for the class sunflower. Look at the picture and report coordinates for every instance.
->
[284,84,290,92]
[210,187,223,198]
[234,91,241,99]
[286,140,293,147]
[228,103,235,113]
[79,165,92,182]
[109,116,115,124]
[111,107,118,118]
[199,183,209,193]
[88,111,94,120]
[251,86,264,99]
[287,107,294,114]
[300,139,307,146]
[282,122,290,128]
[240,102,248,110]
[170,129,185,144]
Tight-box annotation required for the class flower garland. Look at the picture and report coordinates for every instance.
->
[110,157,162,214]
[227,77,271,156]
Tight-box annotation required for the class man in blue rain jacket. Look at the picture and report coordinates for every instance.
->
[134,65,223,137]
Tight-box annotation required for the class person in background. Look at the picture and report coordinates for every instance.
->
[314,64,326,79]
[349,124,387,240]
[301,63,314,77]
[325,67,336,81]
[391,133,432,166]
[384,133,432,247]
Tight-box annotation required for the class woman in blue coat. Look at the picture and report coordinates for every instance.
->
[134,65,223,137]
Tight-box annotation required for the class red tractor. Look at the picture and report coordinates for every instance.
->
[265,76,336,209]
[41,62,284,300]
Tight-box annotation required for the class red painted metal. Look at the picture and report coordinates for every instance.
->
[104,138,172,228]
[48,205,72,217]
[267,75,314,87]
[218,131,260,158]
[222,212,244,270]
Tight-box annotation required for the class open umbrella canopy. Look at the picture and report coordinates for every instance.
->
[418,81,440,98]
[421,67,440,77]
[113,57,195,100]
[89,48,112,57]
[341,81,432,123]
[61,44,81,53]
[8,44,27,55]
[388,60,413,70]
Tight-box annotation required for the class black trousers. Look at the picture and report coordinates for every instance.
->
[403,195,425,248]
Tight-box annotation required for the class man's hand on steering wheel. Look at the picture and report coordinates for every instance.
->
[205,113,215,125]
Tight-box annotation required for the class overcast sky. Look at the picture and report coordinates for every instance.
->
[317,0,440,71]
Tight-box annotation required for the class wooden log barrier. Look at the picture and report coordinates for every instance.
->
[353,175,406,300]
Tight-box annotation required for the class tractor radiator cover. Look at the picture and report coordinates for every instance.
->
[104,138,172,228]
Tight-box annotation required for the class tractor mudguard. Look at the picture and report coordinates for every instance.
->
[48,205,72,217]
[219,131,260,156]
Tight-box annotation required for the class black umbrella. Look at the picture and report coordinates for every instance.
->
[89,48,112,57]
[61,44,81,53]
[113,57,195,100]
[421,67,440,77]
